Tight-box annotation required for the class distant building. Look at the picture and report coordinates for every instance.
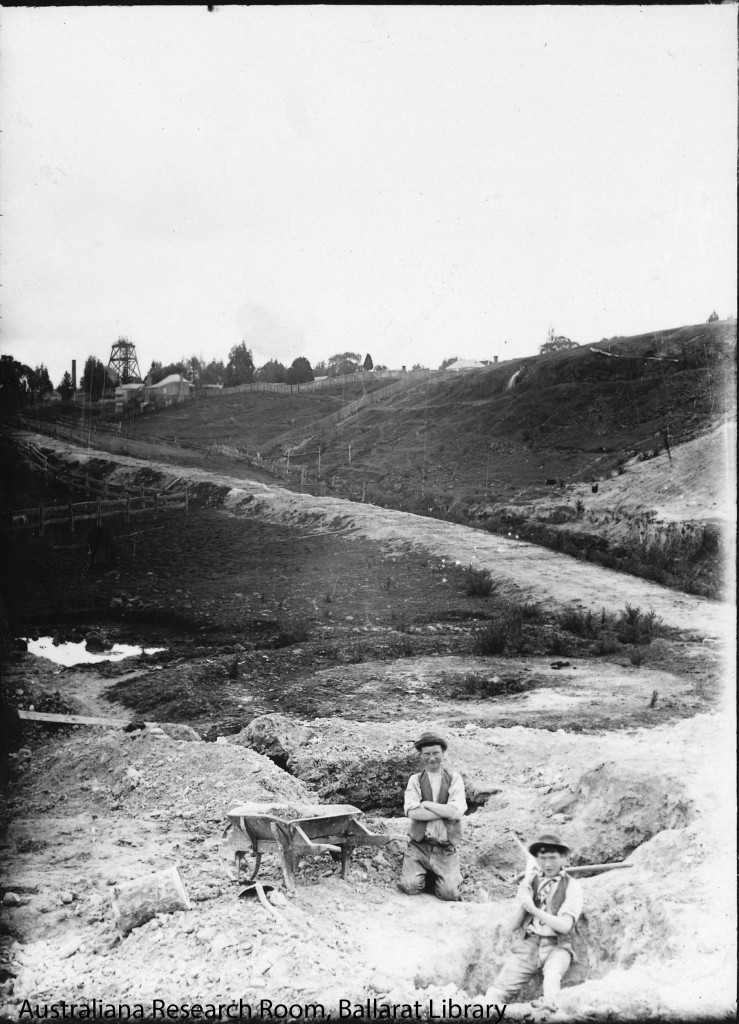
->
[115,382,144,413]
[443,359,487,372]
[143,374,194,406]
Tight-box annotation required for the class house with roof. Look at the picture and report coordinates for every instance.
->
[143,374,194,407]
[114,382,144,413]
[443,358,488,372]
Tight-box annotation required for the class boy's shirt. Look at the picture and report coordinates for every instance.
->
[522,870,584,937]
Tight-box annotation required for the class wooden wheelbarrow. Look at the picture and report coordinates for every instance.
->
[223,802,393,889]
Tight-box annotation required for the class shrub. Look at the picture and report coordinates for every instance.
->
[452,672,533,699]
[548,632,570,656]
[641,608,667,638]
[629,647,648,666]
[390,605,412,633]
[594,632,619,655]
[274,613,312,647]
[474,619,509,655]
[616,604,665,645]
[518,602,543,621]
[557,607,596,637]
[464,566,496,598]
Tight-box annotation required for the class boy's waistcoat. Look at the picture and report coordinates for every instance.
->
[408,769,462,845]
[525,873,577,957]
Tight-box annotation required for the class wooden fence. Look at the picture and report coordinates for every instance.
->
[5,437,188,534]
[217,367,439,397]
[5,490,188,535]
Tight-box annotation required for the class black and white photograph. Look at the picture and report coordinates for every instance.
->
[0,6,736,1022]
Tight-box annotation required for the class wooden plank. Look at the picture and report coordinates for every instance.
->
[512,862,633,883]
[16,709,175,729]
[18,709,129,727]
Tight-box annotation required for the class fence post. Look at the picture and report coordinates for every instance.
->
[361,481,366,502]
[97,498,102,526]
[68,501,75,532]
[185,486,189,516]
[318,447,321,477]
[154,493,159,519]
[39,506,45,535]
[126,496,131,525]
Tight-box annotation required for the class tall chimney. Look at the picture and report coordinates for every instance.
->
[71,360,77,389]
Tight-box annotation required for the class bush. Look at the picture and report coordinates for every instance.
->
[629,647,648,666]
[548,632,570,656]
[557,607,590,636]
[474,619,509,655]
[452,672,533,699]
[594,632,619,655]
[464,566,496,598]
[615,604,665,645]
[274,613,312,647]
[517,602,543,621]
[390,605,413,633]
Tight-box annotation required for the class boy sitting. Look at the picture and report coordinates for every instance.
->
[486,833,583,1010]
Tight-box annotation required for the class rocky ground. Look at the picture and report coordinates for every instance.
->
[0,431,736,1021]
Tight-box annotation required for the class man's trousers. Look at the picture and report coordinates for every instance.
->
[398,838,462,901]
[488,933,573,1003]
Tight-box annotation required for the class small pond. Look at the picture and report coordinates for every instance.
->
[25,637,165,667]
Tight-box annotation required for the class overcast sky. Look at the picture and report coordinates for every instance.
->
[1,6,736,386]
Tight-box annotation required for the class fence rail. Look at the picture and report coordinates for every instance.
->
[4,437,188,534]
[5,489,188,535]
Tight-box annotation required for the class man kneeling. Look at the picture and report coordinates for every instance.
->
[398,732,467,901]
[486,833,583,1010]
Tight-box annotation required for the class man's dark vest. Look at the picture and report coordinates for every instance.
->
[525,873,577,957]
[408,769,462,845]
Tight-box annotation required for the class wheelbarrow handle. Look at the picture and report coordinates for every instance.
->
[290,823,341,853]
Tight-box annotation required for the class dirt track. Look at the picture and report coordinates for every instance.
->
[15,430,735,641]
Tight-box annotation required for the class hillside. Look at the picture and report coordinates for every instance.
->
[119,321,735,506]
[78,319,735,598]
[272,321,735,503]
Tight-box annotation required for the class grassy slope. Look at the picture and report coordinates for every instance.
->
[132,378,391,451]
[123,321,735,512]
[268,321,736,507]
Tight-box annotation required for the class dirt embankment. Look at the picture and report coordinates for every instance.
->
[9,430,735,640]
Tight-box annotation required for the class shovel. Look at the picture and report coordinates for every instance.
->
[238,881,279,919]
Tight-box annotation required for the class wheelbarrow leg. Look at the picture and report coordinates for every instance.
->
[246,852,262,882]
[340,843,352,881]
[270,822,297,890]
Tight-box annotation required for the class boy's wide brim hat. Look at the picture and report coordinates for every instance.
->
[529,834,570,856]
[414,731,448,751]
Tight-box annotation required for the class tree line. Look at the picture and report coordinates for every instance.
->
[0,347,384,410]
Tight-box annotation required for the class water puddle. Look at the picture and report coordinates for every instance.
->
[25,637,165,667]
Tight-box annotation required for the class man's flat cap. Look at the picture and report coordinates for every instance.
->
[528,833,571,857]
[414,731,448,752]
